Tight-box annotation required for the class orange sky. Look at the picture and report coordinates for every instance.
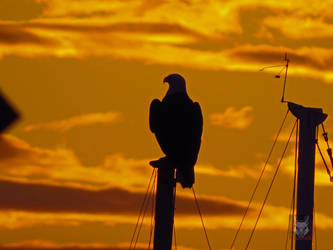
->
[1,0,333,249]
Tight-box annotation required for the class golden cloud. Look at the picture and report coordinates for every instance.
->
[0,134,321,232]
[0,134,271,191]
[0,134,151,189]
[23,112,122,132]
[210,106,253,129]
[0,131,285,235]
[0,1,333,81]
[0,178,256,231]
[0,134,254,223]
[196,163,270,179]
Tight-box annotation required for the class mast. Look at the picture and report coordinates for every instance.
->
[288,102,327,250]
[151,160,176,250]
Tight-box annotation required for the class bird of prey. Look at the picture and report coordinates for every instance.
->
[149,74,203,188]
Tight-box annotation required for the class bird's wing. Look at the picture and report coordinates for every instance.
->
[149,99,162,134]
[149,98,171,156]
[176,101,203,188]
[189,101,203,163]
[193,102,203,137]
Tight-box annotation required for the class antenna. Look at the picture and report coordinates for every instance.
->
[259,53,289,103]
[281,53,289,103]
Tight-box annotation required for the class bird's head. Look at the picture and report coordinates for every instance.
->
[163,73,187,96]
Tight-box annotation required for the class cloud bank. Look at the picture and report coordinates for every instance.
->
[0,1,333,81]
[23,112,122,132]
[210,106,253,129]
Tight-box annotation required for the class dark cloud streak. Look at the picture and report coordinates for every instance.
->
[0,179,251,216]
[23,21,212,41]
[231,47,333,71]
[0,21,221,48]
[0,25,56,45]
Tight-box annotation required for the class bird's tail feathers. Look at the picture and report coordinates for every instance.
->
[176,167,195,188]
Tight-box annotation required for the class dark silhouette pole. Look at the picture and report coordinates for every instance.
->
[288,102,327,250]
[153,164,175,250]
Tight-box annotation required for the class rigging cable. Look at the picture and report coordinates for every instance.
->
[284,178,294,250]
[129,168,156,250]
[281,53,289,103]
[321,123,331,149]
[229,109,290,249]
[319,123,333,180]
[290,119,298,250]
[133,170,156,249]
[148,170,157,250]
[313,124,333,250]
[284,119,298,250]
[192,187,212,250]
[313,125,319,250]
[316,139,331,178]
[245,119,297,250]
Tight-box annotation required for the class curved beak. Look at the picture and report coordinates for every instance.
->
[163,76,169,84]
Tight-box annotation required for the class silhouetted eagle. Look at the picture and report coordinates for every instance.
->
[149,74,203,188]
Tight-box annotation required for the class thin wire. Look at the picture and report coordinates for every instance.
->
[284,188,294,250]
[129,168,156,250]
[314,129,318,250]
[230,109,290,249]
[281,56,289,103]
[245,119,297,250]
[291,120,298,250]
[278,66,286,75]
[284,120,298,250]
[148,170,157,250]
[291,196,296,250]
[134,181,154,249]
[320,123,333,176]
[321,123,330,149]
[192,187,212,250]
[133,169,156,249]
[316,142,331,177]
[259,64,285,71]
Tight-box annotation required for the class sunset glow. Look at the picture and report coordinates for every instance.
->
[1,0,333,249]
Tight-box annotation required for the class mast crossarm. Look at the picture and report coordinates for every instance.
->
[288,102,327,125]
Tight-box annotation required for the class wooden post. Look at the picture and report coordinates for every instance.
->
[153,165,176,250]
[288,102,327,250]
